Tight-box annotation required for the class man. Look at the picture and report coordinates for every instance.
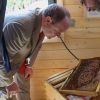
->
[1,4,71,100]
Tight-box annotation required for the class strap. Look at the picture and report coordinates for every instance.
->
[59,36,79,61]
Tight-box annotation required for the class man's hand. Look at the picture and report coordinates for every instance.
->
[25,67,33,80]
[6,82,18,98]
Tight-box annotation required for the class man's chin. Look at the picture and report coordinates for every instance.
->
[46,35,57,39]
[47,37,52,39]
[46,36,53,39]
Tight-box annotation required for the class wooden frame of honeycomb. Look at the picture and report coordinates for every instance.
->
[59,57,100,97]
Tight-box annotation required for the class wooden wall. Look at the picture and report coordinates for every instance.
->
[30,0,100,100]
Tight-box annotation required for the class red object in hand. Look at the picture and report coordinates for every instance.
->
[19,61,26,75]
[19,32,44,75]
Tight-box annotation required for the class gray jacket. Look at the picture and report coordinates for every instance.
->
[2,8,44,74]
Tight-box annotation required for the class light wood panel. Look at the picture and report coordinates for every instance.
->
[45,83,66,100]
[30,69,68,100]
[71,17,100,28]
[65,28,100,39]
[36,50,75,60]
[33,59,79,69]
[42,40,100,50]
[36,49,100,60]
[32,69,67,78]
[65,37,100,49]
[64,5,83,17]
[41,43,65,51]
[64,0,80,5]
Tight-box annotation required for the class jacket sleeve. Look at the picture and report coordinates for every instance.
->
[3,22,30,55]
[0,22,29,85]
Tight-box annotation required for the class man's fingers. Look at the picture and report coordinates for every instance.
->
[25,67,33,80]
[25,73,30,80]
[6,81,18,98]
[6,88,10,98]
[6,89,18,98]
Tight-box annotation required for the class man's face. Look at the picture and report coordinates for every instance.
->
[42,16,71,39]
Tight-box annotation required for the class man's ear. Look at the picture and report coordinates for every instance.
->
[45,16,52,26]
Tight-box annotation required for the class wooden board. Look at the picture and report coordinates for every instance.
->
[71,17,100,28]
[42,38,100,50]
[64,0,80,5]
[65,28,100,39]
[33,59,78,69]
[64,5,83,17]
[45,82,66,100]
[36,50,75,60]
[65,37,100,49]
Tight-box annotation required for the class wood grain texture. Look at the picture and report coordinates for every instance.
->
[64,0,80,5]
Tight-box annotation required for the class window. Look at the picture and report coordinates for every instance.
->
[48,0,56,4]
[85,10,100,18]
[6,0,48,13]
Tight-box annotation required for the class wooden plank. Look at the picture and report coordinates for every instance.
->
[33,59,78,69]
[30,88,45,93]
[37,49,100,60]
[41,43,65,51]
[30,78,46,100]
[71,49,100,59]
[46,91,65,100]
[65,28,100,39]
[41,38,100,50]
[65,37,100,49]
[67,27,100,34]
[64,0,80,5]
[32,99,46,100]
[66,31,100,39]
[47,69,73,81]
[59,90,98,97]
[36,50,75,60]
[71,17,100,28]
[31,93,46,100]
[45,82,66,100]
[64,5,83,17]
[30,78,45,87]
[32,69,67,78]
[30,87,45,92]
[46,96,51,100]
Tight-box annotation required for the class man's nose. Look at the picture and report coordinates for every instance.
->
[56,32,61,37]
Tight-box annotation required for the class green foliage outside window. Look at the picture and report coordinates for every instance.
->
[6,0,48,13]
[7,0,34,12]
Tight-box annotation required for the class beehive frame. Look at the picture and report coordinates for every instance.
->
[59,57,100,97]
